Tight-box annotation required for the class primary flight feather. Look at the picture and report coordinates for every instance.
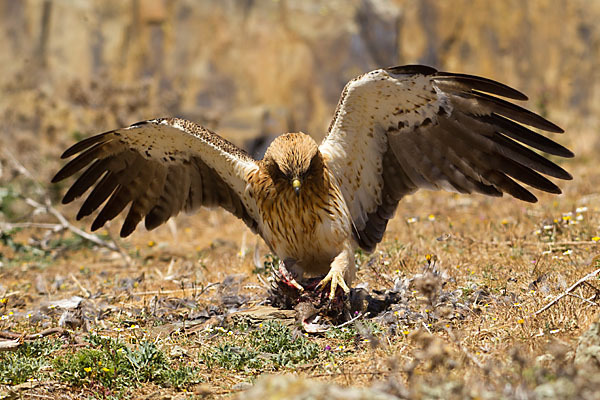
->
[53,65,573,299]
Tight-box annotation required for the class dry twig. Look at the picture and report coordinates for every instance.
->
[0,327,65,341]
[70,273,92,298]
[334,312,365,329]
[534,262,600,315]
[566,293,599,307]
[0,337,23,352]
[24,196,128,259]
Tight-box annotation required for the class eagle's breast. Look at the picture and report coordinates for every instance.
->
[248,165,351,275]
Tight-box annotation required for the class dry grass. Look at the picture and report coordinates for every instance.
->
[1,144,599,398]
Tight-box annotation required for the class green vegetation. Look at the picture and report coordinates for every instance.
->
[54,334,202,392]
[0,339,62,385]
[201,321,321,371]
[0,187,19,220]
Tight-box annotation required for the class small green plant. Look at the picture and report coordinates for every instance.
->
[326,321,384,344]
[54,334,201,392]
[354,248,370,268]
[326,326,357,341]
[0,228,51,267]
[71,130,85,142]
[0,187,20,220]
[46,233,101,252]
[249,321,320,367]
[0,339,62,385]
[201,321,321,371]
[202,344,264,370]
[460,286,475,299]
[161,363,203,389]
[123,341,169,384]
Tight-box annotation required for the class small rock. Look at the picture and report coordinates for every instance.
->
[43,296,83,310]
[534,377,577,400]
[232,382,253,391]
[169,345,188,358]
[34,274,48,295]
[574,316,600,371]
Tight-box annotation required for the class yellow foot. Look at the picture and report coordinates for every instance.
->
[316,268,350,300]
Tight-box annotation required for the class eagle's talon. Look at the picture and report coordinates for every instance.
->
[278,261,304,292]
[316,269,350,300]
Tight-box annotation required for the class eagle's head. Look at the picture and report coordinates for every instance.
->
[262,133,322,196]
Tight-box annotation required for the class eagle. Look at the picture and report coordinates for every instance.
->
[52,65,572,299]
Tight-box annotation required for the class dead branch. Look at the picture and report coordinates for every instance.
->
[0,337,23,352]
[0,222,63,230]
[543,240,600,246]
[132,282,219,297]
[0,327,65,341]
[1,148,45,196]
[334,312,365,329]
[23,196,131,264]
[309,370,390,378]
[534,264,600,315]
[24,196,128,257]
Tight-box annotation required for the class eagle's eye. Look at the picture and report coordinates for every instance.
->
[272,162,290,180]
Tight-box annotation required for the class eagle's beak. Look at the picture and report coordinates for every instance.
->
[292,178,301,196]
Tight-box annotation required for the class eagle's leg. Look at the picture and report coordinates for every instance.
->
[316,241,354,299]
[278,258,304,292]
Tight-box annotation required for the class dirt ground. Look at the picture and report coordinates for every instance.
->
[1,146,599,398]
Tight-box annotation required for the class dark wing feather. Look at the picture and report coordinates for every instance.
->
[321,65,572,251]
[53,118,261,237]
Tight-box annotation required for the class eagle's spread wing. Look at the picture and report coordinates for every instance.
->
[52,117,260,237]
[320,65,573,252]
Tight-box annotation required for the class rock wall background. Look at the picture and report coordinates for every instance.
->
[0,0,597,179]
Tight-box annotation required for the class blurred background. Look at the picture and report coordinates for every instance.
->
[0,0,598,198]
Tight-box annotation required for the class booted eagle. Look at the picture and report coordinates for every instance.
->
[53,65,573,298]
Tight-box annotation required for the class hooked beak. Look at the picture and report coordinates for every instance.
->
[292,178,301,196]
